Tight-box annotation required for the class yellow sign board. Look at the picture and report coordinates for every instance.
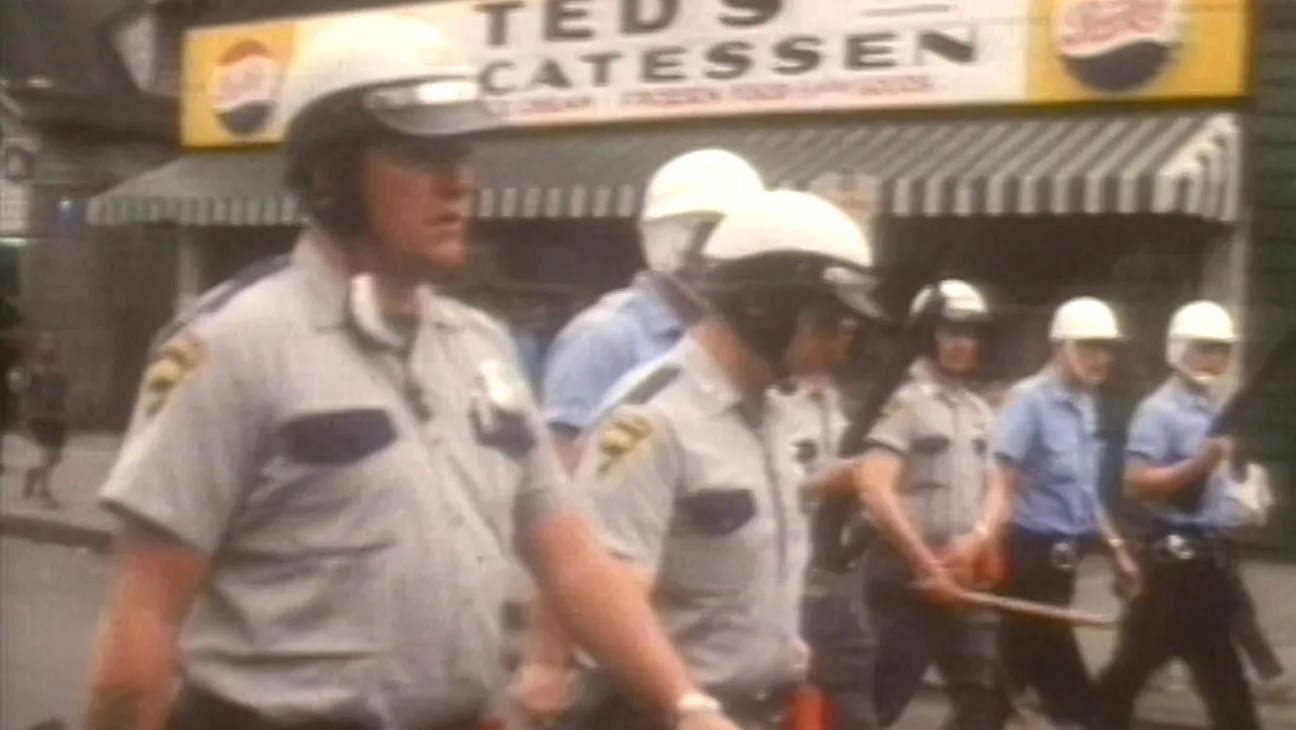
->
[180,0,1249,148]
[1028,0,1249,103]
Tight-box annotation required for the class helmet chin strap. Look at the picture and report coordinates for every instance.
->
[1061,340,1103,388]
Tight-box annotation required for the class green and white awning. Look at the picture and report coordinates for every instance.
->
[88,111,1241,226]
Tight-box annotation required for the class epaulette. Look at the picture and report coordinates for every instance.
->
[620,364,682,406]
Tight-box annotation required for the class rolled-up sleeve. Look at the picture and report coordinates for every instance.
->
[542,317,635,432]
[1125,401,1172,465]
[992,391,1035,466]
[99,325,265,553]
[864,390,913,455]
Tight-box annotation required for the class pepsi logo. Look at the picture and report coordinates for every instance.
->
[208,40,282,136]
[1054,0,1181,93]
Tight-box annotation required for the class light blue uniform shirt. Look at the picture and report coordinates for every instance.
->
[542,273,685,431]
[1126,376,1230,529]
[992,368,1103,537]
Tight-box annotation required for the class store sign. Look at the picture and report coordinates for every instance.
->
[181,0,1247,147]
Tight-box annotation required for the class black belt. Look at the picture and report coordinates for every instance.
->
[170,685,478,730]
[1142,531,1228,565]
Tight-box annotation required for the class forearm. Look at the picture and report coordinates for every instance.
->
[85,521,208,730]
[520,595,575,670]
[85,606,179,730]
[855,458,942,575]
[531,516,693,714]
[1127,452,1220,499]
[977,468,1011,538]
[801,457,858,499]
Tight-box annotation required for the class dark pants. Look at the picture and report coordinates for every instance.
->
[559,675,795,730]
[866,547,1008,730]
[802,564,878,730]
[168,684,477,730]
[1228,557,1285,680]
[1096,537,1260,730]
[998,527,1097,729]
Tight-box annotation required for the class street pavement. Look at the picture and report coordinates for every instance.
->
[3,433,1296,729]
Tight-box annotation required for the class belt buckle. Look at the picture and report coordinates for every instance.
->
[1050,541,1077,571]
[1164,534,1196,561]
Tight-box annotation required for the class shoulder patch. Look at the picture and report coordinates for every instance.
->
[620,364,682,406]
[596,412,657,476]
[140,335,206,418]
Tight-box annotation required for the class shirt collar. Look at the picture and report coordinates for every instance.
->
[678,333,750,417]
[631,272,686,337]
[295,227,462,334]
[908,358,971,401]
[1041,366,1088,408]
[1165,374,1214,414]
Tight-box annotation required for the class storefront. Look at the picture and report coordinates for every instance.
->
[89,1,1286,544]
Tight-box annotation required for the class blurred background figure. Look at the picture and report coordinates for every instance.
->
[12,331,69,508]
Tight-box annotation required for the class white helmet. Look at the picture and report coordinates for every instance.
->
[910,279,989,322]
[641,149,764,223]
[1049,296,1123,341]
[699,189,880,318]
[1166,300,1236,381]
[278,13,496,181]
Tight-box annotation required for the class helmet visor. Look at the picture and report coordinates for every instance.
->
[363,79,500,138]
[822,265,884,321]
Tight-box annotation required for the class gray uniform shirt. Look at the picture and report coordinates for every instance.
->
[865,361,994,544]
[575,336,808,695]
[100,233,567,729]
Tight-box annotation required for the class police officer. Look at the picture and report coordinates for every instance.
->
[1096,300,1261,730]
[772,312,874,730]
[513,149,764,727]
[991,296,1141,730]
[559,190,884,730]
[84,15,743,730]
[542,149,765,468]
[852,280,1010,730]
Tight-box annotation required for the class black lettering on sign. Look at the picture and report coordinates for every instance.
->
[480,60,516,94]
[581,51,624,86]
[705,40,753,80]
[476,1,524,47]
[918,27,976,64]
[719,0,782,27]
[846,32,897,69]
[623,0,678,34]
[643,46,687,82]
[530,59,574,89]
[545,0,594,41]
[773,35,822,75]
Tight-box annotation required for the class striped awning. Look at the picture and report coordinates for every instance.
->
[88,111,1241,227]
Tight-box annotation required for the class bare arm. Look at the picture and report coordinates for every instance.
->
[854,450,946,581]
[801,457,860,500]
[978,460,1012,539]
[1126,439,1229,500]
[520,510,695,716]
[85,521,209,730]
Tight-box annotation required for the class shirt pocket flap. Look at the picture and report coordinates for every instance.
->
[281,409,397,465]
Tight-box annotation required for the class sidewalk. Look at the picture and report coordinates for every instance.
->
[0,432,118,552]
[3,432,1295,728]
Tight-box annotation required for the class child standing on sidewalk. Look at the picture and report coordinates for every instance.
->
[13,332,68,508]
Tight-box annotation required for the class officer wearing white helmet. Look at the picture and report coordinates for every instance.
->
[511,149,763,725]
[541,148,764,468]
[1097,300,1268,729]
[85,14,742,730]
[548,190,883,729]
[852,279,1011,729]
[990,296,1141,730]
